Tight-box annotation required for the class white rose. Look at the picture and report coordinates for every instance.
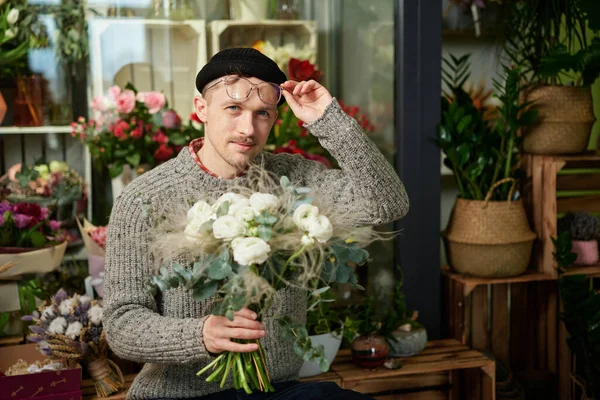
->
[212,216,246,241]
[65,322,83,339]
[49,161,69,174]
[40,306,55,322]
[305,215,333,243]
[6,9,19,25]
[293,204,320,231]
[59,298,76,316]
[48,317,67,334]
[87,305,103,325]
[301,234,315,247]
[187,200,213,224]
[4,28,15,40]
[249,193,279,213]
[230,204,257,222]
[231,237,271,266]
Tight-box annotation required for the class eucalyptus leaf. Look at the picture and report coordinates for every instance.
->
[192,280,218,302]
[257,225,272,241]
[216,201,230,218]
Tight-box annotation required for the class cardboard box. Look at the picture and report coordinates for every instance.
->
[0,344,81,400]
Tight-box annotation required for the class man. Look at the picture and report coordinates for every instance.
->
[104,48,409,399]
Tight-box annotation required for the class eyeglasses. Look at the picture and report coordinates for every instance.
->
[203,75,282,105]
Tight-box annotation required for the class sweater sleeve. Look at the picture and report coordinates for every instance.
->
[103,187,211,365]
[287,98,409,226]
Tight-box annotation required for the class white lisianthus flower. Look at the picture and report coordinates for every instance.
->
[4,28,16,40]
[230,205,257,222]
[65,322,83,339]
[59,298,76,316]
[6,9,19,25]
[231,237,271,266]
[249,193,279,213]
[301,234,315,247]
[305,215,333,243]
[293,204,320,230]
[49,160,69,174]
[40,306,55,322]
[184,221,208,243]
[212,216,246,241]
[48,317,67,334]
[187,200,213,224]
[88,305,103,325]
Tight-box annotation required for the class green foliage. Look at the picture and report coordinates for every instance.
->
[436,54,537,200]
[278,316,330,372]
[554,231,600,398]
[503,0,600,87]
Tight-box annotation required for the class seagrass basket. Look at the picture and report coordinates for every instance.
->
[522,86,595,155]
[442,178,537,278]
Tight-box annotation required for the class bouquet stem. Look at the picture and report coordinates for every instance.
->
[197,340,274,394]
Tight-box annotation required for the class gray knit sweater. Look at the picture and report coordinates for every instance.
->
[104,99,409,399]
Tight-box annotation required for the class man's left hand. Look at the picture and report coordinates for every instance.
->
[280,80,333,125]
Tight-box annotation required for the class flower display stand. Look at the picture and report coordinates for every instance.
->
[207,20,317,58]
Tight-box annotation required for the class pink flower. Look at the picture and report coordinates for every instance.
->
[137,91,166,114]
[13,214,32,229]
[40,207,49,220]
[91,95,109,112]
[115,90,136,114]
[162,110,181,129]
[107,86,121,101]
[6,163,22,182]
[90,226,108,249]
[49,220,61,231]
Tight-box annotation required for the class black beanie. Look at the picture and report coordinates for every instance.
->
[196,48,288,105]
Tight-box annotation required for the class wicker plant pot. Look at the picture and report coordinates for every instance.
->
[442,179,537,278]
[523,86,595,155]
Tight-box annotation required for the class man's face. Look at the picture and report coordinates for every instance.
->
[194,76,279,174]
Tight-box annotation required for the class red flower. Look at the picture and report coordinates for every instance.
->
[152,131,169,144]
[131,127,143,139]
[163,110,182,129]
[190,112,202,123]
[13,203,43,220]
[154,144,174,162]
[287,58,323,82]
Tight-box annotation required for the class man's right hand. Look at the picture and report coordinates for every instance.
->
[202,307,266,354]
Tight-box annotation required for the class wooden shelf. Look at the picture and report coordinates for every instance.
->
[0,125,72,135]
[442,266,555,295]
[561,264,600,277]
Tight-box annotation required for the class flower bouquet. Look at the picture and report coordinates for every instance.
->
[76,217,107,296]
[0,200,67,279]
[1,160,87,222]
[72,83,203,179]
[145,166,384,393]
[23,290,125,397]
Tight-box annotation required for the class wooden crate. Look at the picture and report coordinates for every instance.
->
[88,18,207,124]
[442,270,576,400]
[522,153,600,278]
[207,20,318,58]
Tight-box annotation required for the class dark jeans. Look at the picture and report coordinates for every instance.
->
[198,381,374,400]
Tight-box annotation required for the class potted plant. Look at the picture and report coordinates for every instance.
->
[437,54,538,277]
[504,0,600,154]
[553,231,600,399]
[558,212,600,265]
[381,268,427,358]
[298,287,357,378]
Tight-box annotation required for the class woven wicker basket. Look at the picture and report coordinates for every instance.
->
[523,86,595,155]
[442,178,537,278]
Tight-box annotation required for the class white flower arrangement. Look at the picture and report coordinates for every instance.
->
[145,167,387,394]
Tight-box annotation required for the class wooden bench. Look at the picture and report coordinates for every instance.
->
[82,339,495,399]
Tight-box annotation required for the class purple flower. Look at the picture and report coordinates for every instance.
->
[13,214,32,229]
[21,315,35,321]
[49,220,61,231]
[53,289,68,304]
[27,335,42,343]
[40,207,49,220]
[28,325,46,334]
[0,201,12,215]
